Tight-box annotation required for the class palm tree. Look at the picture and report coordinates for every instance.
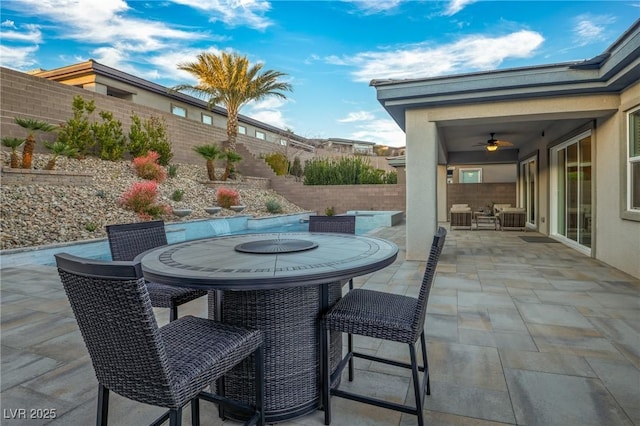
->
[174,51,292,154]
[14,117,57,169]
[2,137,25,168]
[193,144,223,181]
[43,141,78,170]
[222,150,242,180]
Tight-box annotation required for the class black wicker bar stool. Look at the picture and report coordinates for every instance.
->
[321,227,447,426]
[55,253,265,426]
[308,215,356,290]
[106,220,207,322]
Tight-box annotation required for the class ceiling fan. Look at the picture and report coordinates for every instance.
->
[475,133,513,152]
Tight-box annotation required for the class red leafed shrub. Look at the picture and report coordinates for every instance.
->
[132,151,167,183]
[119,181,170,219]
[216,187,240,208]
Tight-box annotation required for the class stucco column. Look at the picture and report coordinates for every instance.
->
[405,111,438,260]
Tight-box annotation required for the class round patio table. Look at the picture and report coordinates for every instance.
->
[139,232,398,423]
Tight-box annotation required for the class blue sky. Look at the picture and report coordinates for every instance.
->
[1,1,638,147]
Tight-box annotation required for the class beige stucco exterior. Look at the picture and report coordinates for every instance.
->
[375,20,640,278]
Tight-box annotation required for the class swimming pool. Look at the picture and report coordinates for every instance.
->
[0,212,400,267]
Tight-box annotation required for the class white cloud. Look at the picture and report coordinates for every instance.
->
[572,14,616,47]
[1,0,207,50]
[337,30,544,82]
[171,0,272,30]
[343,0,403,14]
[0,23,42,43]
[248,109,289,129]
[442,0,477,16]
[338,111,376,123]
[2,20,16,28]
[0,45,39,69]
[349,117,405,147]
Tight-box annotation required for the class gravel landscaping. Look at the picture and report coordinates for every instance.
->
[0,153,307,250]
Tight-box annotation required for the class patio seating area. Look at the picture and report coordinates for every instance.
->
[1,222,639,425]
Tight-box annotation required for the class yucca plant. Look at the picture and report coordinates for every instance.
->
[2,137,25,168]
[43,141,78,170]
[193,144,222,181]
[14,117,57,169]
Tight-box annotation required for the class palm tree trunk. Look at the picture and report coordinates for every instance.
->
[226,113,238,152]
[10,152,19,168]
[206,159,216,181]
[45,158,56,170]
[21,135,35,169]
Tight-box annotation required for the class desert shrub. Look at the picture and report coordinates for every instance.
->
[56,96,96,156]
[303,156,397,185]
[325,206,335,216]
[128,113,173,165]
[132,151,167,183]
[290,156,303,180]
[171,189,184,202]
[92,111,126,160]
[119,181,169,220]
[167,164,178,178]
[216,187,240,208]
[265,152,289,175]
[265,198,283,214]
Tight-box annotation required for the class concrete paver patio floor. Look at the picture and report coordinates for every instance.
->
[1,223,639,425]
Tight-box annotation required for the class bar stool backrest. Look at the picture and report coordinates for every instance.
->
[55,253,176,407]
[106,220,168,261]
[412,226,447,340]
[308,215,356,234]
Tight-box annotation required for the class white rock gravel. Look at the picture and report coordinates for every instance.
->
[1,153,307,250]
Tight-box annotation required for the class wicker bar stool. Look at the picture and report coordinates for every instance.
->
[106,220,207,322]
[55,253,265,426]
[321,227,447,426]
[308,215,356,290]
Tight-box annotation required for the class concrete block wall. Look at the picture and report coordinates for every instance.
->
[1,167,92,186]
[447,183,516,212]
[1,67,405,213]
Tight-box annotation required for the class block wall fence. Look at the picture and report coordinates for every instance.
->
[0,67,407,214]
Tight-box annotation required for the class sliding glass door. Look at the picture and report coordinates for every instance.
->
[550,131,592,253]
[520,156,537,227]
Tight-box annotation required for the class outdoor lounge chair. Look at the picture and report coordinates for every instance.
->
[449,204,472,229]
[106,220,207,321]
[321,227,447,426]
[55,253,265,426]
[497,208,527,231]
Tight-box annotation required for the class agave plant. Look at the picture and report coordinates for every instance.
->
[14,117,57,169]
[43,141,78,170]
[192,144,222,181]
[1,137,25,168]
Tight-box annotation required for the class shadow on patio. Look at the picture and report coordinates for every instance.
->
[1,222,638,425]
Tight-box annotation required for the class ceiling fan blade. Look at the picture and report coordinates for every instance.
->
[495,140,513,147]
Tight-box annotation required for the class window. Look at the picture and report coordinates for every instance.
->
[171,105,186,118]
[255,130,265,140]
[238,125,246,135]
[201,113,212,125]
[459,168,482,183]
[628,107,640,211]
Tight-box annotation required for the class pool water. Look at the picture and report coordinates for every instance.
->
[0,211,400,268]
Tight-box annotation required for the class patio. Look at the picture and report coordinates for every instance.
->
[1,222,638,425]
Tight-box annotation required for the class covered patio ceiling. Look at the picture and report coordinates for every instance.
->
[437,113,610,164]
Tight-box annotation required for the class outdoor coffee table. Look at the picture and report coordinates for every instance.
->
[474,212,498,230]
[139,232,398,423]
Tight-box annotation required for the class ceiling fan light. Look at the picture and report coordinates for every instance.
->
[486,144,498,152]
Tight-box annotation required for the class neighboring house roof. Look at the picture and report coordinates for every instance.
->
[32,59,312,146]
[371,19,640,131]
